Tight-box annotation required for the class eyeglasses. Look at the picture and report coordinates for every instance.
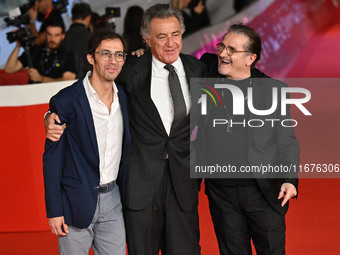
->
[95,50,127,62]
[216,42,249,56]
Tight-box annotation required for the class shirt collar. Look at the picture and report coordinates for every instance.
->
[83,71,119,100]
[151,55,184,75]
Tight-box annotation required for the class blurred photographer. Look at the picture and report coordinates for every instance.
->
[5,18,77,83]
[62,3,92,78]
[89,7,120,32]
[171,0,210,37]
[123,5,145,53]
[27,0,64,45]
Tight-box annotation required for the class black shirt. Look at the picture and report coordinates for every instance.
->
[199,53,268,186]
[202,77,257,186]
[38,8,64,34]
[123,32,146,54]
[182,6,210,38]
[62,23,92,78]
[19,45,77,83]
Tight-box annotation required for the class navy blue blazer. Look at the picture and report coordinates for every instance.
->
[43,78,130,229]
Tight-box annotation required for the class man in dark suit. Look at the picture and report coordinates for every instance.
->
[44,4,206,255]
[117,4,206,255]
[43,29,130,255]
[198,24,299,255]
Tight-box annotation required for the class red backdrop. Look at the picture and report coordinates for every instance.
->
[0,0,339,233]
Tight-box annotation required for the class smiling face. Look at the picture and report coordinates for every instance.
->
[218,32,256,79]
[144,16,183,64]
[87,39,125,82]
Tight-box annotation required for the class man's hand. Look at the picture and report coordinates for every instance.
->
[49,216,69,236]
[131,48,145,57]
[278,183,297,207]
[44,112,66,142]
[27,3,38,22]
[28,68,43,82]
[194,0,205,14]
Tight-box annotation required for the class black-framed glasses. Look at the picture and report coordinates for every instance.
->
[216,42,249,56]
[95,50,128,62]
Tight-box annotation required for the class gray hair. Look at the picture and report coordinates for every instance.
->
[141,3,185,40]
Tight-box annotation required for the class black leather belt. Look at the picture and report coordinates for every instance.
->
[94,180,116,193]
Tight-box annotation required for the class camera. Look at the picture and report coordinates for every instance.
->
[4,0,69,28]
[4,1,36,47]
[52,0,69,14]
[6,27,34,45]
[4,0,35,27]
[4,14,30,27]
[105,7,121,18]
[3,0,39,68]
[92,7,121,31]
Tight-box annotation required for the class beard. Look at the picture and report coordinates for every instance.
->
[47,41,58,49]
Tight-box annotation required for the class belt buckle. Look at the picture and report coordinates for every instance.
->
[102,183,109,193]
[94,181,114,193]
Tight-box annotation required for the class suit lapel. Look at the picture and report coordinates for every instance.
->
[181,53,197,85]
[116,83,129,140]
[132,50,168,135]
[75,80,99,159]
[130,52,201,136]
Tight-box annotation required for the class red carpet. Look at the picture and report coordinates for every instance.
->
[1,14,340,255]
[286,22,340,78]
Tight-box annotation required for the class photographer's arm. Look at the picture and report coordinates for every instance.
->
[26,22,39,42]
[29,26,46,45]
[30,70,76,83]
[42,71,76,82]
[27,3,45,45]
[5,42,23,73]
[27,23,46,45]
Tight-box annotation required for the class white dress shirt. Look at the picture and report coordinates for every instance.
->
[150,56,191,135]
[83,71,123,185]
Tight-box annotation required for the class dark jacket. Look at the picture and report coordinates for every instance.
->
[43,78,130,228]
[117,50,207,212]
[199,53,299,214]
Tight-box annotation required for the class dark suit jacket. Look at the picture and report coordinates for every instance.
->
[43,78,130,228]
[117,50,206,212]
[200,53,299,214]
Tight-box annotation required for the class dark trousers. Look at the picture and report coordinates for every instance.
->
[125,161,200,255]
[205,180,286,255]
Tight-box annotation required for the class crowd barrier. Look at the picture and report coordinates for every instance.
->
[0,81,74,231]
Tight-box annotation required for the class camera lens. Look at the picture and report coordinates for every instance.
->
[6,31,18,43]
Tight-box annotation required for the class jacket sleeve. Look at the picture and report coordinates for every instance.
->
[275,82,300,192]
[42,95,68,218]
